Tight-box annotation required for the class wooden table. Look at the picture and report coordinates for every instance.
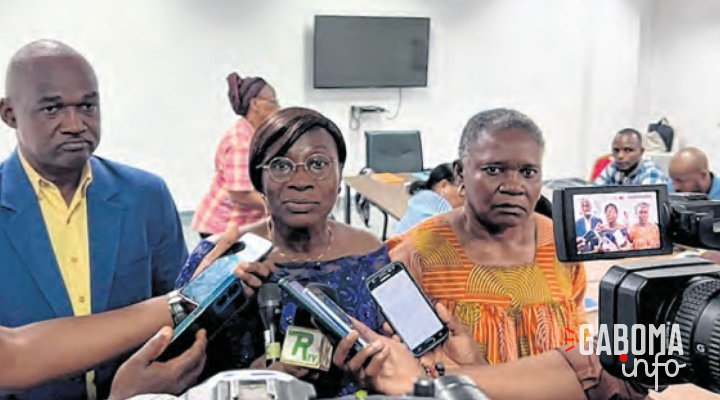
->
[343,173,415,238]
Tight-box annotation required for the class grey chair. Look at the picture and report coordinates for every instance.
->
[363,130,423,239]
[365,130,423,173]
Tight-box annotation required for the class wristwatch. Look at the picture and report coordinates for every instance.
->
[166,290,190,327]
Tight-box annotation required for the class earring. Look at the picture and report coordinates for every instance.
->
[260,194,270,216]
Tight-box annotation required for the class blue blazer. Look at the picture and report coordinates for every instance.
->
[0,151,188,400]
[575,216,602,237]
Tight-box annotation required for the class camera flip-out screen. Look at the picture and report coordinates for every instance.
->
[553,185,673,262]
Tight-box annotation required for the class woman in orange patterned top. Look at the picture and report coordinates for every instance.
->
[386,108,587,365]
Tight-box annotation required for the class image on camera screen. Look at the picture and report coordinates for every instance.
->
[573,191,661,255]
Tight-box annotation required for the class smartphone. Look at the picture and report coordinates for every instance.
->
[158,233,273,361]
[367,261,448,356]
[180,233,274,305]
[278,278,368,353]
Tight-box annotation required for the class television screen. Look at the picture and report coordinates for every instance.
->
[314,16,430,88]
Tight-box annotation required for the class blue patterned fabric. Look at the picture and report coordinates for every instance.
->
[176,239,215,288]
[593,159,672,188]
[176,240,390,397]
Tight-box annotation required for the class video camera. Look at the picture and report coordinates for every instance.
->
[552,184,720,392]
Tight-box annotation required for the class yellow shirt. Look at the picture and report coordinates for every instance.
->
[19,152,93,316]
[19,152,97,400]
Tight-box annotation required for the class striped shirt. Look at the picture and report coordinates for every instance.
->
[192,118,264,234]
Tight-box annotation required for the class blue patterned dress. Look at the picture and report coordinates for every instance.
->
[175,239,390,397]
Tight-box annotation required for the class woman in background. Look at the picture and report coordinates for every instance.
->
[192,73,280,237]
[597,203,632,252]
[394,163,464,234]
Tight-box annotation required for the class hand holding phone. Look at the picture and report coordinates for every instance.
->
[179,233,274,304]
[367,262,448,357]
[159,233,273,361]
[278,279,368,354]
[233,258,278,298]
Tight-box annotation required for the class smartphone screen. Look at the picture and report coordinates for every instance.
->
[368,262,447,356]
[180,233,273,304]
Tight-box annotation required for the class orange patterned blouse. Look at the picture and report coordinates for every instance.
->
[386,212,587,364]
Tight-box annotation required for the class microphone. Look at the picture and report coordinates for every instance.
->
[280,283,336,371]
[258,283,282,364]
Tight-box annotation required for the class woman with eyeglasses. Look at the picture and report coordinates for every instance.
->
[192,73,280,238]
[176,107,389,397]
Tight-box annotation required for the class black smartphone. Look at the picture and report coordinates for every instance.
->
[158,233,273,361]
[366,261,448,356]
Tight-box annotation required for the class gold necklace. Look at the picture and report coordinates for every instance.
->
[266,218,334,262]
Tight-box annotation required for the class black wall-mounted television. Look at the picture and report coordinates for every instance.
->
[313,15,430,89]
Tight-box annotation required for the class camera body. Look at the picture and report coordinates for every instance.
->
[599,257,720,389]
[667,193,720,250]
[552,184,720,392]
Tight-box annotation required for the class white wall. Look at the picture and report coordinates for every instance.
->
[637,0,720,167]
[0,0,645,210]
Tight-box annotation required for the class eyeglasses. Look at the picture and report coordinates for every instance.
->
[258,153,335,183]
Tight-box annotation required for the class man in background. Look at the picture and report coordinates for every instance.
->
[574,198,603,253]
[0,40,187,399]
[669,147,720,200]
[593,128,671,188]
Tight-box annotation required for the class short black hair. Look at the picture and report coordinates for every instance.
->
[604,203,618,214]
[458,108,544,160]
[248,107,347,193]
[616,128,642,146]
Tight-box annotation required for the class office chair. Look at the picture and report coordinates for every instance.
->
[362,130,423,239]
[365,130,423,173]
[589,153,612,182]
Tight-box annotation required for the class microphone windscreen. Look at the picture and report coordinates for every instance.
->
[258,283,282,309]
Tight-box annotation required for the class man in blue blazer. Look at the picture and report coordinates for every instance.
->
[575,198,602,236]
[0,41,188,399]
